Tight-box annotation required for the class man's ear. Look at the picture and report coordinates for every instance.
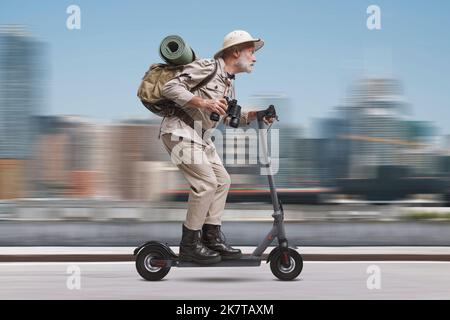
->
[233,48,241,59]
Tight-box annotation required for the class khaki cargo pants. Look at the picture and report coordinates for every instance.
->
[161,133,231,230]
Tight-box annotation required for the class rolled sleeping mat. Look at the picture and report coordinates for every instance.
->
[159,35,195,65]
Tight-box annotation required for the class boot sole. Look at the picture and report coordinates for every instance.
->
[179,254,222,265]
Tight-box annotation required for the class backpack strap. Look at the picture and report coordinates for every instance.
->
[191,60,218,92]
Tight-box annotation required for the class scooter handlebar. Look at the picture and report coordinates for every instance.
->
[256,105,279,122]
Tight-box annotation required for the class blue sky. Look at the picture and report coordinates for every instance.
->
[1,0,450,134]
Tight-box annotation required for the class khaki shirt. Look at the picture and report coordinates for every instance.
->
[160,58,249,146]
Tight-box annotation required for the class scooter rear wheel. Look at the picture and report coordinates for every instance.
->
[136,246,171,281]
[270,248,303,281]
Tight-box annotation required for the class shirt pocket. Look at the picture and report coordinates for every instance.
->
[202,83,227,99]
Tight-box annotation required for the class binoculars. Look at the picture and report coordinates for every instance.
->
[210,97,241,128]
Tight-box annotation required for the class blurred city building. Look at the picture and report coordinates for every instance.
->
[319,78,439,180]
[345,78,411,178]
[32,116,97,198]
[316,78,447,201]
[0,25,47,199]
[30,117,184,201]
[316,114,352,183]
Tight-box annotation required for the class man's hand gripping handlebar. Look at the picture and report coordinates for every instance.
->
[256,105,279,125]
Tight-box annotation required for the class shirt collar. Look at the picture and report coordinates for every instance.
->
[217,58,235,81]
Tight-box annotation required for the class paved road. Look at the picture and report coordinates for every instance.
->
[1,261,449,299]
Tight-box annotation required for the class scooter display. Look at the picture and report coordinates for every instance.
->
[134,105,303,281]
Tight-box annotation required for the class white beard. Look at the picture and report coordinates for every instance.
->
[235,55,253,73]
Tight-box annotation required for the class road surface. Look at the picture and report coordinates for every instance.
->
[1,261,449,299]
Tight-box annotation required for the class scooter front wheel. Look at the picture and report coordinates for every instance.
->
[270,248,303,281]
[136,246,171,281]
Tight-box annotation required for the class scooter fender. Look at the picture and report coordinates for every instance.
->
[133,241,178,258]
[266,246,299,263]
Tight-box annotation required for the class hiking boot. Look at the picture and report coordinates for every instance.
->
[179,224,221,265]
[202,224,242,260]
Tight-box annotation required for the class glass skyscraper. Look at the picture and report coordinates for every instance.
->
[0,25,46,159]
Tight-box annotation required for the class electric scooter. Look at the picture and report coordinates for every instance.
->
[134,105,303,281]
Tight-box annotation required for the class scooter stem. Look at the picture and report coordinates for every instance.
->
[256,106,281,214]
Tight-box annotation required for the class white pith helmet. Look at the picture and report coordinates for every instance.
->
[214,30,264,59]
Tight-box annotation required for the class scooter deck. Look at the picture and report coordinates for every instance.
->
[176,254,262,268]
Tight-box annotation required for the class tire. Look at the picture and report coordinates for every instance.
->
[270,248,303,281]
[135,246,171,281]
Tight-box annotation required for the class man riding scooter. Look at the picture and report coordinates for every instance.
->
[160,30,274,264]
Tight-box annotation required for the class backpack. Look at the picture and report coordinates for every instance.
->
[137,60,218,122]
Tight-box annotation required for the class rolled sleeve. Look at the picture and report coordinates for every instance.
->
[162,82,195,107]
